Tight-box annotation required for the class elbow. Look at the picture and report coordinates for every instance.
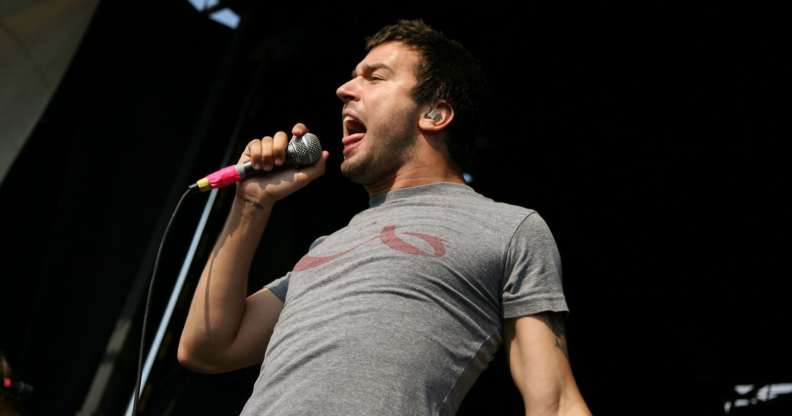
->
[176,344,199,371]
[177,342,226,374]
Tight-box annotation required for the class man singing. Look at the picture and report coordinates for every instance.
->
[178,19,590,416]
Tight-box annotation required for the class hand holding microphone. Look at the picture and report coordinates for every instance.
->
[193,123,329,206]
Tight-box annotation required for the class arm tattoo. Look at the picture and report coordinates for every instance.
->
[538,312,568,357]
[237,195,266,210]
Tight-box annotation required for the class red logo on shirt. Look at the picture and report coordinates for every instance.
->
[293,225,446,272]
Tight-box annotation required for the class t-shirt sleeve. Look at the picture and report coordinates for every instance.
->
[263,235,328,304]
[264,273,290,303]
[502,212,569,319]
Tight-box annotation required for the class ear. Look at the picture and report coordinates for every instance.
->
[418,101,454,132]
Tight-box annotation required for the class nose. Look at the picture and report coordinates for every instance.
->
[336,78,358,103]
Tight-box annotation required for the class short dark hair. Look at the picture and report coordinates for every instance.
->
[366,19,487,171]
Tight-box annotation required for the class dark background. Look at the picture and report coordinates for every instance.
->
[1,2,789,415]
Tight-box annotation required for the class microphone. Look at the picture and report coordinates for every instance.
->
[192,133,322,192]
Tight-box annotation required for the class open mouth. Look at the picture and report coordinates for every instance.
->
[344,117,367,136]
[343,116,367,155]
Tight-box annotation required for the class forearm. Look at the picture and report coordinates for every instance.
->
[179,195,273,360]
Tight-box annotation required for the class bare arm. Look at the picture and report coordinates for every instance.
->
[177,123,328,373]
[178,197,280,373]
[504,313,591,415]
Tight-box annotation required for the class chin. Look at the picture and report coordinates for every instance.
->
[340,158,363,182]
[341,157,378,185]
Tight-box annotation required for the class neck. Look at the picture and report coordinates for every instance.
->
[364,168,465,197]
[364,135,465,197]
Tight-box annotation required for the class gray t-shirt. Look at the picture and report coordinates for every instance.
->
[240,182,568,416]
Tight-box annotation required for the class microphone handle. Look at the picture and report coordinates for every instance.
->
[194,155,299,192]
[238,157,299,180]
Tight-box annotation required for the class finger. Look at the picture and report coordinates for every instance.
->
[294,150,329,182]
[260,136,273,170]
[273,131,289,166]
[292,123,309,138]
[247,139,261,168]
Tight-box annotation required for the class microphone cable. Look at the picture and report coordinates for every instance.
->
[129,26,268,413]
[131,185,197,415]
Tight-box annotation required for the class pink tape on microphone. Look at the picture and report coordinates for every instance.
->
[207,165,241,189]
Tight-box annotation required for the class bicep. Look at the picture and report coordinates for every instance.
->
[504,313,576,410]
[215,287,284,372]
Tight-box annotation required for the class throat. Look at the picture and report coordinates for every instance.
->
[364,162,465,197]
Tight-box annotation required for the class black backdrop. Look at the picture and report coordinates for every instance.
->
[1,2,788,415]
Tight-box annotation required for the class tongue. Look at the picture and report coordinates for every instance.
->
[343,132,365,145]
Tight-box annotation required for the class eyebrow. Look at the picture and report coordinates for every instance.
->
[350,63,393,79]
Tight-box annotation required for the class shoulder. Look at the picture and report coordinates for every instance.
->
[464,189,540,231]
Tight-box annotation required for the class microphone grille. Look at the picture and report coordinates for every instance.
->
[287,132,322,166]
